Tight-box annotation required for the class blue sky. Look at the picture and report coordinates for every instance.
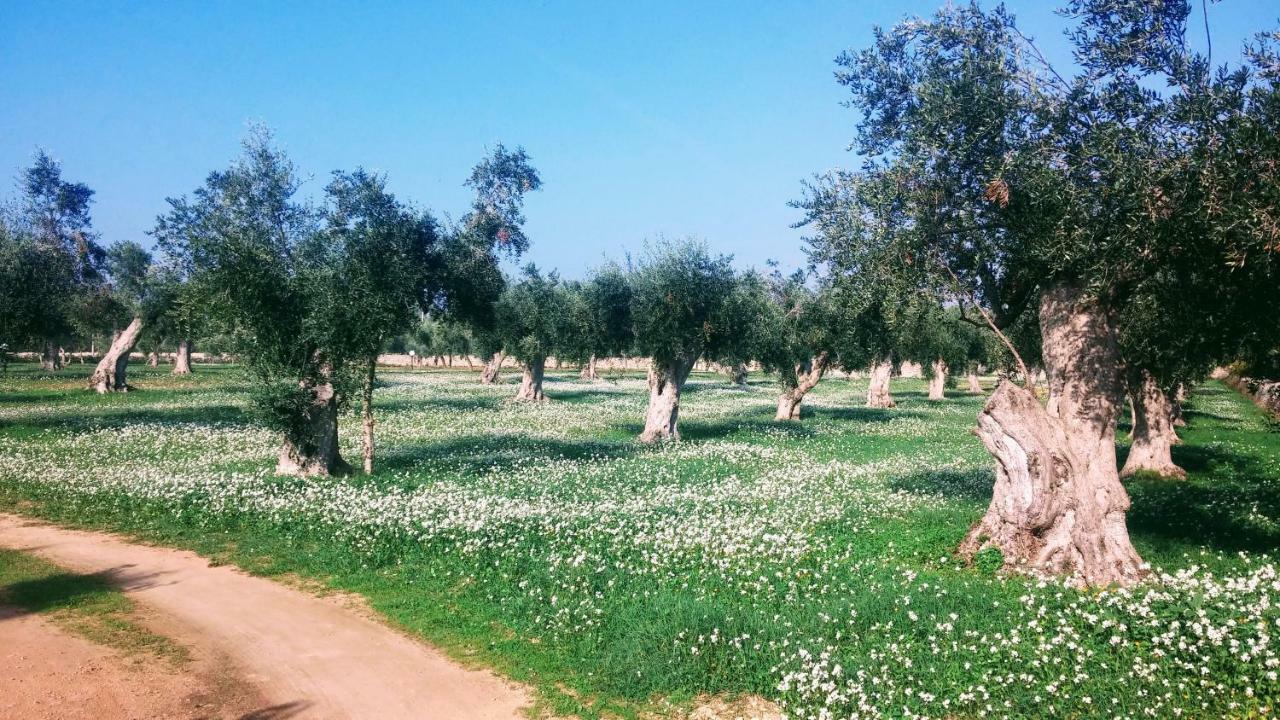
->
[1,1,1274,278]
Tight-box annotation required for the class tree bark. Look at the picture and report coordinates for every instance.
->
[959,284,1146,588]
[172,340,192,375]
[580,354,599,381]
[480,351,504,384]
[40,339,61,371]
[866,360,896,408]
[729,362,748,385]
[640,356,695,442]
[276,369,350,477]
[361,360,376,475]
[1120,368,1185,479]
[513,356,547,402]
[89,317,144,393]
[967,371,983,394]
[928,359,948,400]
[775,352,829,421]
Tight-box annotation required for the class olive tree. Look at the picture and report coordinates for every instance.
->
[493,265,572,401]
[88,240,155,393]
[630,241,756,441]
[755,271,840,420]
[563,263,633,381]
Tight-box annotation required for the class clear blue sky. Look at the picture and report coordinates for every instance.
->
[1,1,1274,278]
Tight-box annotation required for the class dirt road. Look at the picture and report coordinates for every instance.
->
[0,514,531,720]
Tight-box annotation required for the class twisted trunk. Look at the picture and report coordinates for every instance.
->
[775,352,829,421]
[172,340,192,375]
[480,351,504,384]
[960,284,1145,588]
[89,317,144,393]
[729,362,748,385]
[276,367,350,477]
[928,359,948,400]
[40,339,61,371]
[580,355,599,381]
[513,357,547,402]
[640,356,695,442]
[866,360,895,408]
[1120,368,1185,479]
[967,371,983,394]
[361,360,376,474]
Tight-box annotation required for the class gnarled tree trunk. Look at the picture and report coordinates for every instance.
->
[513,357,547,402]
[640,356,695,442]
[147,349,159,367]
[1120,368,1185,479]
[40,339,61,371]
[480,351,504,384]
[728,362,748,385]
[928,359,948,400]
[89,317,144,393]
[866,360,895,408]
[967,371,983,394]
[172,340,192,375]
[775,352,829,421]
[580,354,599,381]
[276,369,350,477]
[959,284,1145,588]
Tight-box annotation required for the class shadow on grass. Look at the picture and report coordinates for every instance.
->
[0,403,248,433]
[375,432,640,476]
[1127,442,1280,555]
[889,467,994,503]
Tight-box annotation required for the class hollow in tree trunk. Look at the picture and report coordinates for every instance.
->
[640,356,695,442]
[580,355,599,381]
[40,339,61,371]
[928,359,948,400]
[172,340,192,375]
[513,357,547,402]
[480,351,504,384]
[89,317,144,393]
[775,352,829,421]
[361,360,376,474]
[276,370,351,477]
[866,360,895,408]
[967,371,983,394]
[1120,368,1185,479]
[959,284,1146,588]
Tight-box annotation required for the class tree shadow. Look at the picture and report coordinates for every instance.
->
[374,432,640,476]
[0,403,248,432]
[238,701,312,720]
[888,468,994,503]
[0,564,174,617]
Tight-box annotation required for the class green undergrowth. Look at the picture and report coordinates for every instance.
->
[1,362,1277,718]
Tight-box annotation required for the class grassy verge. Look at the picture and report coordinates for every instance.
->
[0,547,187,663]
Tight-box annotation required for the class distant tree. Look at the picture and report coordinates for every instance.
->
[562,263,633,381]
[158,132,538,475]
[756,271,839,420]
[630,241,757,442]
[87,240,154,392]
[493,266,572,401]
[0,216,75,369]
[900,301,968,401]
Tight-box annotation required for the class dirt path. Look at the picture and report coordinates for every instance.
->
[0,514,532,720]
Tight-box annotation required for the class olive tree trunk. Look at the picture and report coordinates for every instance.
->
[580,355,599,381]
[276,370,350,477]
[967,371,983,394]
[361,360,376,475]
[1169,383,1187,427]
[172,340,192,375]
[1120,368,1185,479]
[729,362,748,385]
[866,360,895,408]
[89,317,144,393]
[480,351,504,384]
[775,352,829,421]
[959,284,1146,588]
[927,359,948,400]
[640,356,695,442]
[513,356,547,402]
[40,339,61,371]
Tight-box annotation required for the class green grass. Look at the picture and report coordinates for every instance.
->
[0,361,1277,718]
[0,547,187,662]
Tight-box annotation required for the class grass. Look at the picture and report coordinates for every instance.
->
[0,361,1277,718]
[0,547,187,663]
